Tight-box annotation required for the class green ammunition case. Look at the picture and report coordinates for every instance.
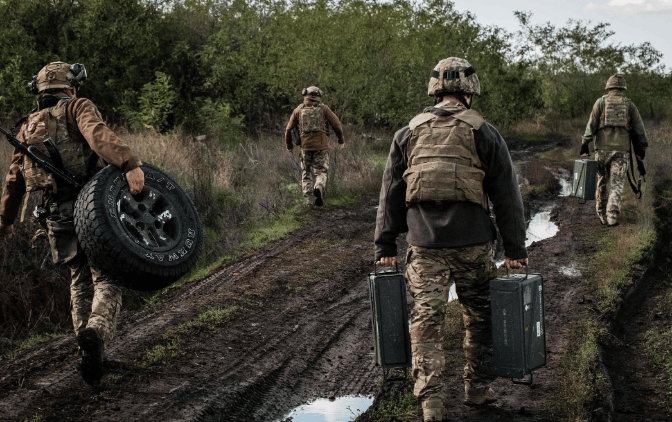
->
[572,159,597,200]
[490,272,546,380]
[368,268,412,369]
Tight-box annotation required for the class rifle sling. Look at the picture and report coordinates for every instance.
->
[43,139,65,171]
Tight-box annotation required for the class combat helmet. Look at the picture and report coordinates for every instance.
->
[302,86,324,100]
[428,57,480,97]
[30,62,87,94]
[605,74,627,90]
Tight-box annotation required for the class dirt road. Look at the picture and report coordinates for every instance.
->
[0,137,668,421]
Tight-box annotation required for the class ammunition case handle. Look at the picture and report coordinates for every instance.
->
[373,260,399,276]
[505,262,529,279]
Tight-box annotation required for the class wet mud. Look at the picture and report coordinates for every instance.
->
[0,136,667,421]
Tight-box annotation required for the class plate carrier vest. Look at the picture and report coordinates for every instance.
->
[19,98,95,192]
[595,93,631,152]
[403,108,487,208]
[298,103,327,134]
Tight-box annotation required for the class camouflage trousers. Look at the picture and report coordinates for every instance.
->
[69,254,122,347]
[46,211,122,348]
[595,150,629,223]
[300,149,329,197]
[405,243,497,405]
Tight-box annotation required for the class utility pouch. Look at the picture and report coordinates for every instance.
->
[46,216,80,266]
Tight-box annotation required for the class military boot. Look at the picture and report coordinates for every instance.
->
[597,213,607,225]
[422,397,448,421]
[78,327,104,385]
[464,384,496,406]
[313,186,324,207]
[607,214,618,227]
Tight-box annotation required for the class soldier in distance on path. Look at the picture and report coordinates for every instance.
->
[0,62,145,385]
[284,86,344,206]
[374,58,528,421]
[581,74,648,226]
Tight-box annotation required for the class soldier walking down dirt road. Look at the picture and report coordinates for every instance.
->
[284,86,344,207]
[0,62,145,385]
[581,74,649,226]
[374,58,529,421]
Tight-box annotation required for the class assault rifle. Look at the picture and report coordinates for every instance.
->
[0,126,82,189]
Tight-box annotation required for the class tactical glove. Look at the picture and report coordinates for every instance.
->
[579,143,590,156]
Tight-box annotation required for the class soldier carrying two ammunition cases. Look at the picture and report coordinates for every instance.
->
[0,62,145,385]
[284,86,344,206]
[581,74,648,226]
[374,58,529,421]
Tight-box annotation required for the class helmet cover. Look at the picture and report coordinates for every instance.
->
[427,57,480,97]
[605,74,627,90]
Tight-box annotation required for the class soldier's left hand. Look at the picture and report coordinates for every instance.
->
[340,143,345,149]
[636,155,643,161]
[127,167,145,195]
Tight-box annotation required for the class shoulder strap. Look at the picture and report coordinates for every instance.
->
[409,112,436,131]
[452,109,485,130]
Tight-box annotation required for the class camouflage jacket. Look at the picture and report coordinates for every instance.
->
[284,98,344,151]
[582,91,648,157]
[374,103,527,260]
[0,94,141,224]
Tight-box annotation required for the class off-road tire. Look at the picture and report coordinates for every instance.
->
[74,163,203,291]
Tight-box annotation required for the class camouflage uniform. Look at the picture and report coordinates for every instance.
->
[595,150,629,224]
[581,75,648,225]
[0,62,141,362]
[300,149,329,198]
[405,244,497,402]
[375,57,527,420]
[46,199,122,347]
[284,87,344,203]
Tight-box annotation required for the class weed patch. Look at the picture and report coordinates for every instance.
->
[583,226,656,313]
[546,317,608,420]
[144,305,246,366]
[370,384,420,421]
[1,332,64,361]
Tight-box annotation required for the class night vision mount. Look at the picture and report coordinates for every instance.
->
[28,63,88,94]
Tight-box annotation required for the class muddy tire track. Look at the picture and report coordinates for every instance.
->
[0,197,387,422]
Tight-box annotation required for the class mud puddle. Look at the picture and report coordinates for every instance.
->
[525,209,558,247]
[279,396,373,422]
[558,178,573,197]
[494,207,560,270]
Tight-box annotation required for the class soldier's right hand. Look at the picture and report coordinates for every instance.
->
[0,224,14,242]
[127,167,145,195]
[376,256,397,267]
[505,257,528,270]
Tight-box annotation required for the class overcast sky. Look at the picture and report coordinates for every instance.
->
[449,0,672,71]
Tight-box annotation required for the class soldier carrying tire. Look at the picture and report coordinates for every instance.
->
[0,61,146,385]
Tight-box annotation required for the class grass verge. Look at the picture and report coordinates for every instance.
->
[545,317,608,420]
[1,332,64,361]
[144,304,247,366]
